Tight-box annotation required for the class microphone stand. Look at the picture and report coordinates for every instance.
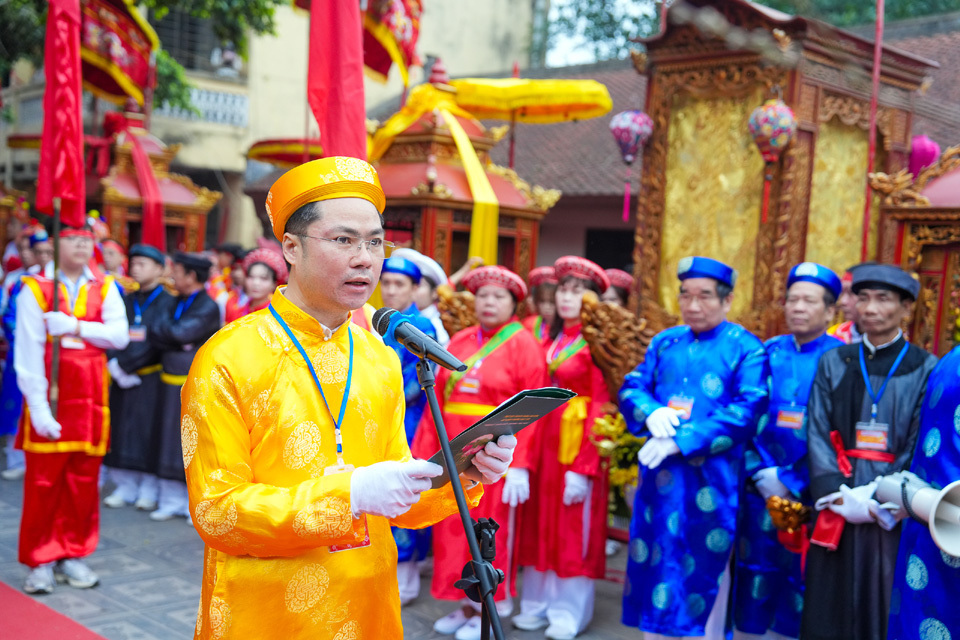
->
[417,357,505,640]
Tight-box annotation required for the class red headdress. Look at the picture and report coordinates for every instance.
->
[528,266,558,289]
[242,247,289,285]
[605,268,633,290]
[554,256,610,293]
[462,265,528,301]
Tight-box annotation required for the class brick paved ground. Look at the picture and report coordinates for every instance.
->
[0,472,637,639]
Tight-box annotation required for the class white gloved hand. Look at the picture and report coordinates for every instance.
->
[350,459,442,519]
[869,500,906,531]
[645,407,683,438]
[43,311,79,337]
[638,437,680,469]
[470,435,517,484]
[562,470,589,506]
[753,467,792,501]
[29,405,62,440]
[501,467,530,507]
[826,482,879,524]
[108,359,142,389]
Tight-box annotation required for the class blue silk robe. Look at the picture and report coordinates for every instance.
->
[888,345,960,640]
[619,320,769,636]
[734,332,841,638]
[0,280,24,437]
[383,304,437,563]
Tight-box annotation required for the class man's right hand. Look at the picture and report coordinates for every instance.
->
[645,407,683,438]
[30,407,62,440]
[350,459,443,519]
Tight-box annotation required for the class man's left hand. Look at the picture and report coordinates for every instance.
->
[466,435,517,484]
[638,437,680,469]
[43,311,79,337]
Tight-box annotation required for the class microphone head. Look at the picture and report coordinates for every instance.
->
[372,307,397,336]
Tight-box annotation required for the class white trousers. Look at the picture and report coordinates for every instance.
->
[397,560,421,604]
[157,478,190,516]
[519,568,595,635]
[645,554,733,640]
[108,468,159,504]
[3,436,24,470]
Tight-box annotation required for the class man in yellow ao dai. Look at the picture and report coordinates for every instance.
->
[183,157,518,639]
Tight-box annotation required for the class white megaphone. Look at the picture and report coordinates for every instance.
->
[876,471,960,557]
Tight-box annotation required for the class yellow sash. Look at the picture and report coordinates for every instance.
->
[558,395,590,465]
[445,402,498,417]
[161,372,188,386]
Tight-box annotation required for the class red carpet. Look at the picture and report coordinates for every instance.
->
[0,581,105,639]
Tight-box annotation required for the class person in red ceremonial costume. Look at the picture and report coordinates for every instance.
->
[224,247,288,323]
[827,263,869,345]
[206,243,245,301]
[412,265,549,640]
[100,239,127,277]
[515,256,611,640]
[14,226,130,594]
[522,266,558,344]
[602,268,633,307]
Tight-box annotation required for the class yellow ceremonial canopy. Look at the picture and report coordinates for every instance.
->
[448,78,613,124]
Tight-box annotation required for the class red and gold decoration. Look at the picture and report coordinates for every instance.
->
[609,110,654,222]
[246,138,323,169]
[748,98,797,223]
[80,0,159,106]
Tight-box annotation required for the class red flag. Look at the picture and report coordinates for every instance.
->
[36,0,86,227]
[308,0,367,160]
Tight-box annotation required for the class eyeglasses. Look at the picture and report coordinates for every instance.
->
[62,237,94,247]
[298,234,395,256]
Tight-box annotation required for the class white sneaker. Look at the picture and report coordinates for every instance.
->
[454,616,483,640]
[103,491,130,508]
[23,564,55,594]
[512,612,549,631]
[54,559,99,589]
[1,467,25,480]
[434,608,471,635]
[134,497,158,511]
[149,508,180,521]
[605,539,622,556]
[544,623,578,640]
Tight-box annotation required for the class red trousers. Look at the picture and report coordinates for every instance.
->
[19,451,101,567]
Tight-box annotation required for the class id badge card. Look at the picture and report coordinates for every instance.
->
[459,374,482,395]
[324,463,371,552]
[129,326,147,342]
[61,336,85,350]
[776,406,805,430]
[667,395,694,420]
[855,421,889,451]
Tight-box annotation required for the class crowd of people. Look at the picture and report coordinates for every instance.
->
[0,156,957,640]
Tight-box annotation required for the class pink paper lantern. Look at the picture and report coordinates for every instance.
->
[909,135,940,178]
[610,110,654,221]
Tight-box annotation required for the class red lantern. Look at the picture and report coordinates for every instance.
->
[748,99,797,223]
[610,110,654,222]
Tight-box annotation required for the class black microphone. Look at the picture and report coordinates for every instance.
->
[373,307,467,372]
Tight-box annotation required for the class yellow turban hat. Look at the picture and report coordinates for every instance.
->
[265,156,386,241]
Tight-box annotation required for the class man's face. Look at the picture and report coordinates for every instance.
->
[58,235,94,271]
[16,240,35,268]
[283,198,384,317]
[381,272,416,310]
[102,245,124,273]
[837,277,858,323]
[678,277,731,333]
[33,241,53,268]
[856,288,911,338]
[217,251,234,270]
[244,263,276,302]
[784,281,834,337]
[129,256,165,287]
[171,262,196,294]
[475,285,515,328]
[412,278,436,311]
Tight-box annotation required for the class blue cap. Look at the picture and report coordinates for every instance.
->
[28,228,50,247]
[852,263,920,301]
[677,256,737,288]
[381,256,421,284]
[129,244,166,265]
[787,262,842,299]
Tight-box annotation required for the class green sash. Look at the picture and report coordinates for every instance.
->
[445,322,524,400]
[548,335,587,376]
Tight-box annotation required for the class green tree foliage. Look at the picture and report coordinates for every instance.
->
[762,0,960,25]
[139,0,288,57]
[0,0,45,79]
[154,49,201,116]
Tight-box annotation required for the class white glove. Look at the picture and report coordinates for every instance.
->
[638,437,680,469]
[470,435,517,484]
[501,467,530,507]
[825,482,879,525]
[43,311,79,337]
[562,470,589,506]
[753,467,792,501]
[350,459,442,519]
[869,500,906,531]
[29,405,62,440]
[645,407,683,438]
[108,359,141,389]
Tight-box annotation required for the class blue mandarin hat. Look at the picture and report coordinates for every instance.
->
[787,262,842,299]
[28,228,50,247]
[381,256,422,284]
[129,243,166,265]
[677,256,737,288]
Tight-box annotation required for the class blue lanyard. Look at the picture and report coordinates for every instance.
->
[858,341,910,421]
[269,304,353,459]
[133,287,162,325]
[174,291,200,321]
